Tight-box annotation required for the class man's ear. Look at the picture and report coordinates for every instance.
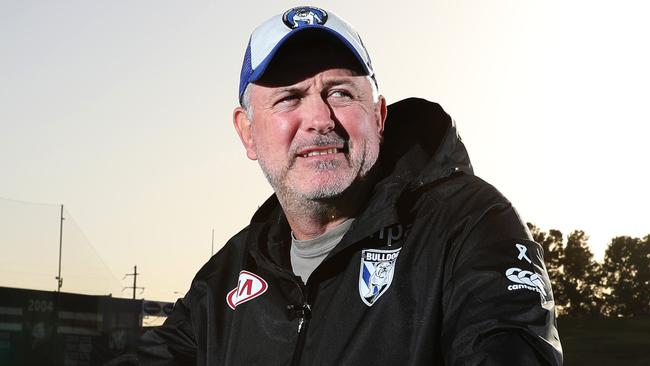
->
[376,95,388,136]
[233,107,258,160]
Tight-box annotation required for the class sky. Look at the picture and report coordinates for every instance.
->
[1,1,649,302]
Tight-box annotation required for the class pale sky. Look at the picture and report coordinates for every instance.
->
[1,1,648,302]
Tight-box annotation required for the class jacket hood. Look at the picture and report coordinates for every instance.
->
[250,97,473,225]
[378,97,473,188]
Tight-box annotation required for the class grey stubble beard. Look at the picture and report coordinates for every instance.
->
[258,139,373,219]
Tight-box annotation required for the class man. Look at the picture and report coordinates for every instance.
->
[139,6,562,365]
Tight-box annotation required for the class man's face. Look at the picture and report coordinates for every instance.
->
[234,38,387,203]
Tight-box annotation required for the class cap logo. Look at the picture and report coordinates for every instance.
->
[282,6,328,29]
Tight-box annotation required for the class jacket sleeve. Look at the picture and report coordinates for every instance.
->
[441,202,563,366]
[137,296,198,365]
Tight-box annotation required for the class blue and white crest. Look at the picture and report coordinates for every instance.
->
[282,6,328,29]
[359,248,401,306]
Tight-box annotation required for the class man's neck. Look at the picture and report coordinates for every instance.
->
[278,178,373,240]
[281,196,359,240]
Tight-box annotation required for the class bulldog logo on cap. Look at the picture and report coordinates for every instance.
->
[282,6,328,29]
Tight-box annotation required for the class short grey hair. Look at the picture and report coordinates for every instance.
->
[241,84,254,120]
[240,76,379,121]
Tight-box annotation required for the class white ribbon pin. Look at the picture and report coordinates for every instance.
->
[516,243,532,263]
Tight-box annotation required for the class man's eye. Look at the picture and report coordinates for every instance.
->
[277,95,299,105]
[330,90,352,99]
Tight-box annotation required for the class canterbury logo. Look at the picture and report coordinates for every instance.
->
[226,271,268,310]
[505,267,547,297]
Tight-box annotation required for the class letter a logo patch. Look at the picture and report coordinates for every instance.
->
[226,271,268,310]
[359,248,401,306]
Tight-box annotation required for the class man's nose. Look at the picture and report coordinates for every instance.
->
[302,95,335,134]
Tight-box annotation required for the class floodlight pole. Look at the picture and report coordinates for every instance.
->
[56,204,64,292]
[211,229,215,257]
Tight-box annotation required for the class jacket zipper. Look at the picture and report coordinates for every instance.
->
[261,257,313,365]
[289,282,310,366]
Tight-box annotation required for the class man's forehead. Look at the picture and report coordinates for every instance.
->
[256,69,368,95]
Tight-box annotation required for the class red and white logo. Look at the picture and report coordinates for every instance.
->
[226,271,268,310]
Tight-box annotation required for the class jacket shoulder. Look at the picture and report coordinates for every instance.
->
[411,173,533,265]
[417,173,520,226]
[441,173,512,205]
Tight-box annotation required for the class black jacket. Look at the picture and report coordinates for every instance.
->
[138,98,563,365]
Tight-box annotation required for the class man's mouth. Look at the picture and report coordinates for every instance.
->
[301,148,342,158]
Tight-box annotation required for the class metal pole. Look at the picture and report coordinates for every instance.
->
[56,204,64,292]
[132,265,137,299]
[123,266,143,298]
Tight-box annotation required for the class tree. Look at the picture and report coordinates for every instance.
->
[602,235,650,316]
[562,230,603,315]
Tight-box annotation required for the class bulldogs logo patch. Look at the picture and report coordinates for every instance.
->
[359,248,401,306]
